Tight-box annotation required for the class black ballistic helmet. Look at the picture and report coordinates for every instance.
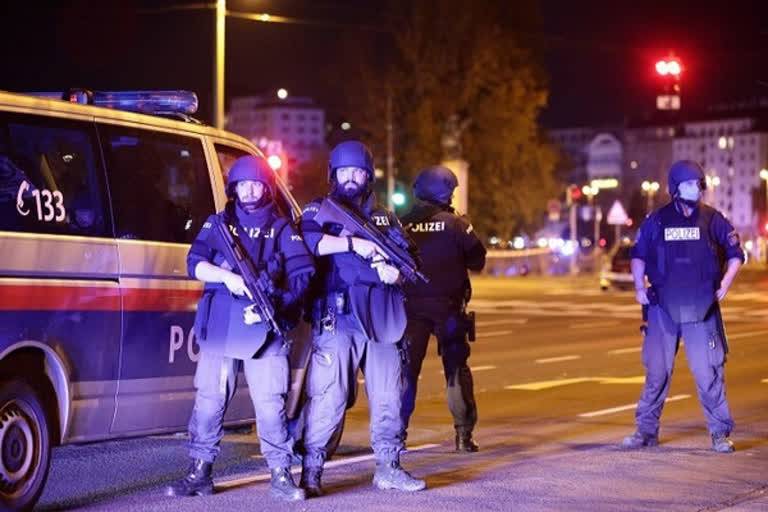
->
[328,140,375,183]
[413,165,458,205]
[226,155,276,198]
[667,160,706,197]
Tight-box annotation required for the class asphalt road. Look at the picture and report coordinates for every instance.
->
[37,270,768,511]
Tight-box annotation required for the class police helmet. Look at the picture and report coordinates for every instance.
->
[413,165,458,205]
[667,160,706,197]
[328,140,375,183]
[226,155,276,198]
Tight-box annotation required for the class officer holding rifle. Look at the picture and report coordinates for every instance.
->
[166,155,314,501]
[298,140,427,497]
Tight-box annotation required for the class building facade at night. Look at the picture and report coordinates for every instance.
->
[226,94,326,165]
[552,106,768,237]
[672,116,768,234]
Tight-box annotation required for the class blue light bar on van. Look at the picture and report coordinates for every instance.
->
[25,90,199,115]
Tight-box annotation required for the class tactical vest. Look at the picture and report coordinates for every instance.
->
[651,203,722,324]
[194,209,289,359]
[402,203,468,300]
[311,195,407,343]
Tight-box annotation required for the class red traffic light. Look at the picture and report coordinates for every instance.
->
[571,187,583,200]
[655,59,681,76]
[763,221,768,233]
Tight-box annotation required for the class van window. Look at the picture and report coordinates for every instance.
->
[0,113,110,237]
[99,125,214,243]
[214,144,294,220]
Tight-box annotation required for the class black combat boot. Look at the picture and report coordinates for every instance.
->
[711,433,735,453]
[373,460,426,492]
[165,459,214,497]
[269,467,306,501]
[455,430,479,452]
[300,465,324,498]
[621,430,659,449]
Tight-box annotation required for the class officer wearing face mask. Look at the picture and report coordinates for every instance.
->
[622,160,744,453]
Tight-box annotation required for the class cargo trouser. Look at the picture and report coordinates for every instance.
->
[634,304,734,436]
[302,315,406,468]
[401,298,477,434]
[188,344,294,469]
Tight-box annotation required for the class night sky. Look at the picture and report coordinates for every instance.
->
[1,1,766,128]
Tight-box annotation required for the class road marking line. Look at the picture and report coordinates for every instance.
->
[219,443,440,489]
[762,379,768,384]
[481,330,517,337]
[728,329,768,340]
[578,394,690,418]
[505,375,646,391]
[570,321,622,329]
[598,376,646,384]
[505,377,593,391]
[470,365,497,372]
[441,365,497,375]
[607,347,642,355]
[476,319,528,327]
[535,355,581,364]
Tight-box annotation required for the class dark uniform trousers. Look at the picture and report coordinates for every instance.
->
[188,339,294,469]
[302,315,406,468]
[401,298,477,433]
[636,304,734,436]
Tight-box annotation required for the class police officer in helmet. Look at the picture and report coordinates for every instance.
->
[166,155,315,501]
[622,160,743,452]
[400,166,486,452]
[299,140,426,496]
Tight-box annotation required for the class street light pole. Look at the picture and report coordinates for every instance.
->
[386,91,395,211]
[214,0,226,129]
[641,180,660,213]
[566,185,578,275]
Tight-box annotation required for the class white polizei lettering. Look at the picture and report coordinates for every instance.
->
[466,224,474,234]
[169,325,184,363]
[187,328,201,362]
[664,226,700,241]
[291,234,303,241]
[373,216,391,226]
[411,221,446,233]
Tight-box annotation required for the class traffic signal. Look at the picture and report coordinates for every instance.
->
[655,59,681,76]
[392,190,407,207]
[267,154,282,170]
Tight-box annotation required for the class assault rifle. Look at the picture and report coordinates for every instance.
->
[312,197,429,284]
[212,215,283,336]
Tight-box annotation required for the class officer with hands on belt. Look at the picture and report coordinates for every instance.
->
[166,155,315,501]
[298,140,426,497]
[399,166,486,452]
[622,160,743,453]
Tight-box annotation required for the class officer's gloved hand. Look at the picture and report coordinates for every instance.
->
[351,237,387,260]
[635,288,649,305]
[222,271,250,297]
[371,256,401,284]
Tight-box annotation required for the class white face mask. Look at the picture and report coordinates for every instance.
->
[676,179,701,203]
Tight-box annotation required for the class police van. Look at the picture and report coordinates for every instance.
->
[0,89,309,511]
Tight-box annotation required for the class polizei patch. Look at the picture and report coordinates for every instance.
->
[664,226,700,241]
[410,221,446,233]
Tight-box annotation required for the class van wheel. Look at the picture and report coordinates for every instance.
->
[0,380,52,512]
